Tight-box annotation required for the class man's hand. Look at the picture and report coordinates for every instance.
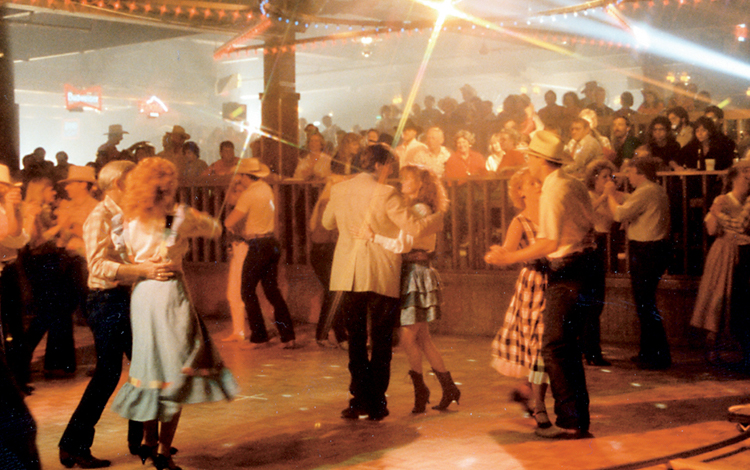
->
[603,180,617,196]
[350,223,374,241]
[138,260,179,281]
[5,187,21,207]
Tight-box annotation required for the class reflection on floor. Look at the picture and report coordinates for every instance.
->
[24,320,750,469]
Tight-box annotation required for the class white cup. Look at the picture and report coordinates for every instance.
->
[705,159,715,171]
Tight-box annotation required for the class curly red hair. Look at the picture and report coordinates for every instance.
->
[123,157,178,223]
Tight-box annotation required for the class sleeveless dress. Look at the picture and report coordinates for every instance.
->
[111,205,238,422]
[691,193,750,334]
[491,214,549,385]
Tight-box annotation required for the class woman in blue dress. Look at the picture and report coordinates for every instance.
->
[111,157,237,470]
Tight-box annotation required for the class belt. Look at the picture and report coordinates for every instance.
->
[244,232,274,240]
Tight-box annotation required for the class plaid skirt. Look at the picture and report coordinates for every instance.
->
[491,266,549,385]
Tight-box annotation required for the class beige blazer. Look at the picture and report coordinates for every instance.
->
[322,172,442,298]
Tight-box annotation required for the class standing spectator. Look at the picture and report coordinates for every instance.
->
[610,116,641,169]
[321,144,443,421]
[54,151,71,182]
[537,90,565,134]
[667,106,694,149]
[331,132,362,176]
[224,158,297,349]
[613,91,637,120]
[412,126,450,178]
[678,116,734,171]
[585,86,614,118]
[294,133,332,180]
[646,116,680,169]
[395,120,428,169]
[605,157,672,370]
[181,142,208,180]
[420,95,443,128]
[704,106,738,170]
[320,115,340,154]
[158,125,190,178]
[561,92,582,141]
[204,141,240,177]
[485,130,597,439]
[96,125,128,170]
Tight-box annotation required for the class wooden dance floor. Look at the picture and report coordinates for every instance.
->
[25,320,750,469]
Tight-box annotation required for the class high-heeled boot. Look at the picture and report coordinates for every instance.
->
[408,370,430,413]
[432,369,460,411]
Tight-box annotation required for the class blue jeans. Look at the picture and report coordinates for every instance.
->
[542,251,597,432]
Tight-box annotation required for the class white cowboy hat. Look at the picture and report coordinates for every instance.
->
[525,130,573,164]
[236,158,270,178]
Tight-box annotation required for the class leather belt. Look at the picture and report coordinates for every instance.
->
[244,232,274,240]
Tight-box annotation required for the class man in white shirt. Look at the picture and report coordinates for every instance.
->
[564,117,603,177]
[395,120,427,169]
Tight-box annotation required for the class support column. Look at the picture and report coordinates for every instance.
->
[259,35,299,178]
[0,6,19,171]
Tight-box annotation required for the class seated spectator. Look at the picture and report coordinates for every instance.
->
[182,141,208,180]
[444,130,488,180]
[486,129,526,175]
[563,117,603,177]
[294,133,332,180]
[667,106,694,149]
[646,116,680,170]
[638,89,664,115]
[610,116,641,168]
[204,141,240,176]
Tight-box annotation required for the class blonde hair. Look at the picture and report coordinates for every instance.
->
[508,168,535,210]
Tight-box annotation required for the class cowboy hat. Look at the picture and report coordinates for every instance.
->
[60,165,97,184]
[525,130,573,164]
[236,158,270,178]
[167,125,191,139]
[0,164,21,187]
[105,124,128,135]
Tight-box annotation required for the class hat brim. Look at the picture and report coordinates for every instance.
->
[237,164,271,178]
[60,178,97,184]
[526,148,574,164]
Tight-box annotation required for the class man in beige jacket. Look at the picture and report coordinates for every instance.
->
[322,144,442,421]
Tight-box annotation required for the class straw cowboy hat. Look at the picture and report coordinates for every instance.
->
[61,165,97,184]
[236,158,270,178]
[167,125,191,139]
[525,130,573,164]
[105,124,128,136]
[0,164,21,187]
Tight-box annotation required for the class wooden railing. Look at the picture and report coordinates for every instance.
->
[178,170,729,279]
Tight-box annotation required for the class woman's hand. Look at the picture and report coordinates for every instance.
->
[484,244,510,266]
[350,223,374,241]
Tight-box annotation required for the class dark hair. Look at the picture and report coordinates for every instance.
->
[545,90,557,100]
[220,141,234,151]
[704,105,724,121]
[693,116,718,139]
[667,106,689,124]
[183,141,200,159]
[620,91,634,107]
[613,115,631,128]
[631,156,661,182]
[584,159,618,190]
[647,116,675,146]
[361,144,395,172]
[562,91,580,108]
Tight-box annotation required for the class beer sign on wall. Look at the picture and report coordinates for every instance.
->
[64,85,103,111]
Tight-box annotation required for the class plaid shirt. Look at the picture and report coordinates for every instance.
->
[82,196,124,290]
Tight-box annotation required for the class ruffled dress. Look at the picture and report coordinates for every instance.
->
[111,205,238,422]
[691,193,750,334]
[491,215,549,385]
[372,203,441,325]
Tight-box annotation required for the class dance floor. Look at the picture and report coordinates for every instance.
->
[25,319,750,469]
